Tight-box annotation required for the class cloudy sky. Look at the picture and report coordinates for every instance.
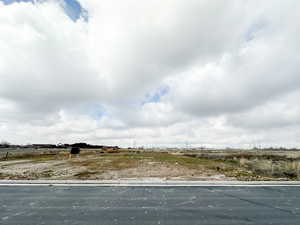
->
[1,0,300,148]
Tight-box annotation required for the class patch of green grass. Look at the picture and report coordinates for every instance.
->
[138,152,211,167]
[69,154,140,173]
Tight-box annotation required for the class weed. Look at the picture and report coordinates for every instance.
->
[74,170,98,178]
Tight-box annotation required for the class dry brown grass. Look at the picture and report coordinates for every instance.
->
[184,149,300,180]
[2,149,300,180]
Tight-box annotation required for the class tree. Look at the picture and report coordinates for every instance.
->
[0,141,10,148]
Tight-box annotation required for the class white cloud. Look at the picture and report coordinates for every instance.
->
[1,0,300,147]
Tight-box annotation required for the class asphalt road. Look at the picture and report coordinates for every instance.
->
[1,186,300,225]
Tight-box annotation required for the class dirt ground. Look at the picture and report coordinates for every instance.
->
[1,149,300,181]
[0,151,235,180]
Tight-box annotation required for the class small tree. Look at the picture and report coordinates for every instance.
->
[0,141,10,148]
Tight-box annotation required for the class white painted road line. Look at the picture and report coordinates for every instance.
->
[1,184,300,187]
[1,180,300,186]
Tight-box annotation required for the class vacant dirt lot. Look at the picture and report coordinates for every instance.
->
[1,149,300,180]
[0,151,231,180]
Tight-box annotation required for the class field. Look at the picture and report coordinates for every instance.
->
[1,148,300,181]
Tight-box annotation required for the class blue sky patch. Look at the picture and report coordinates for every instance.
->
[245,21,267,42]
[87,104,107,120]
[142,86,170,105]
[60,0,88,22]
[2,0,88,22]
[2,0,33,4]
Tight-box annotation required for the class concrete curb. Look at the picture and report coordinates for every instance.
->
[1,180,300,186]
